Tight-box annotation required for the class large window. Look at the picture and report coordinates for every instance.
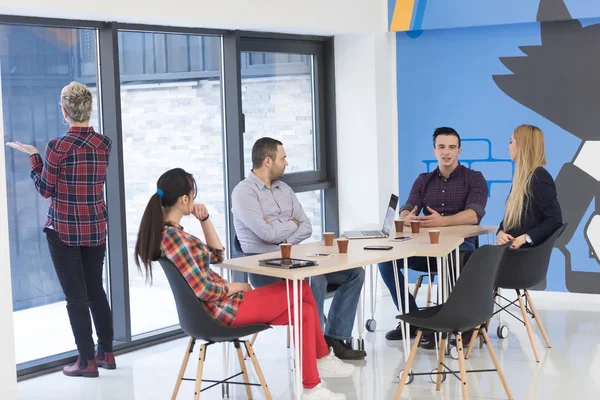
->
[241,52,316,174]
[0,19,337,377]
[118,30,226,336]
[295,190,325,242]
[1,25,102,364]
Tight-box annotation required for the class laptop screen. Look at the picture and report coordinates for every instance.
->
[381,194,399,235]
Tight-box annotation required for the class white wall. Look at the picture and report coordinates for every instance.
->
[335,32,398,231]
[0,0,384,35]
[0,61,18,400]
[374,33,399,221]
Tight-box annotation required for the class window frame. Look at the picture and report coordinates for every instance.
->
[238,37,327,184]
[0,15,339,379]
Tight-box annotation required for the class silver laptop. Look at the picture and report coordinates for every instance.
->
[343,194,399,239]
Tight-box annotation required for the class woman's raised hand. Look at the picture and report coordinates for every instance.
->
[6,141,39,155]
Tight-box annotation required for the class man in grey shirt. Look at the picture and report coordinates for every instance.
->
[232,137,366,360]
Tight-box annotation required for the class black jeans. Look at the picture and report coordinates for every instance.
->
[46,229,114,360]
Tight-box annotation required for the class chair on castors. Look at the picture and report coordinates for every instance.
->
[158,258,273,400]
[467,224,567,363]
[394,243,513,400]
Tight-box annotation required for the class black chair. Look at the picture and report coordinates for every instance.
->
[476,224,566,363]
[394,243,513,400]
[232,234,246,259]
[230,234,251,285]
[158,258,273,400]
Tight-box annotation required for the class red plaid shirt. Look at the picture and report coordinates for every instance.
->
[160,221,242,326]
[29,126,111,246]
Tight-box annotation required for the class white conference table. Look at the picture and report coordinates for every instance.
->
[354,225,497,339]
[219,225,497,399]
[355,224,498,375]
[362,225,499,320]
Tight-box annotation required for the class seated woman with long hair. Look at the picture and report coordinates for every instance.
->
[497,124,562,248]
[134,167,354,400]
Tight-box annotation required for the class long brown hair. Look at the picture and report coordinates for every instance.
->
[134,168,197,283]
[503,125,547,231]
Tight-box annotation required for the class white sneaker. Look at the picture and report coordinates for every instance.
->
[302,383,347,400]
[317,347,356,378]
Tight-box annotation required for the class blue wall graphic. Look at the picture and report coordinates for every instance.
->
[389,0,600,32]
[421,139,514,198]
[396,0,600,293]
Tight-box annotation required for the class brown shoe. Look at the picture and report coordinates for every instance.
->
[63,358,99,378]
[95,352,117,370]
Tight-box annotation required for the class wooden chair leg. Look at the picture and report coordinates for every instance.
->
[394,330,423,400]
[481,328,514,399]
[436,335,448,391]
[465,325,479,359]
[235,342,253,400]
[194,344,207,400]
[517,293,540,362]
[525,291,551,348]
[244,332,260,359]
[456,333,470,400]
[244,341,272,400]
[171,337,194,400]
[413,275,423,298]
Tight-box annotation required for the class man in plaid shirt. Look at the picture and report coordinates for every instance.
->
[379,127,488,344]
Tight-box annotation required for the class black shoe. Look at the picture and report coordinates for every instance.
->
[324,336,367,360]
[418,332,437,350]
[385,322,418,341]
[450,329,477,347]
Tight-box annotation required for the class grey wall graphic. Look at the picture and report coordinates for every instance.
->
[493,0,600,293]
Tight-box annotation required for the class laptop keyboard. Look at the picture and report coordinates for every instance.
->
[361,230,386,237]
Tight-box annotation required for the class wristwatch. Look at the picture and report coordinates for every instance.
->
[525,234,533,245]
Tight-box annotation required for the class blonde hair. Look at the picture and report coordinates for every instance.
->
[60,81,92,122]
[503,124,547,231]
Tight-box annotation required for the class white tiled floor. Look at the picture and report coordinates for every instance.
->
[13,286,178,364]
[17,290,600,399]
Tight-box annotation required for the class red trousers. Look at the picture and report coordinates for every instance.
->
[231,280,329,389]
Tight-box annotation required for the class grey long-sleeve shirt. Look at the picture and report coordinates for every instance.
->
[231,172,312,254]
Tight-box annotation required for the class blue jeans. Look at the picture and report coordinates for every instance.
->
[378,241,476,313]
[249,268,365,341]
